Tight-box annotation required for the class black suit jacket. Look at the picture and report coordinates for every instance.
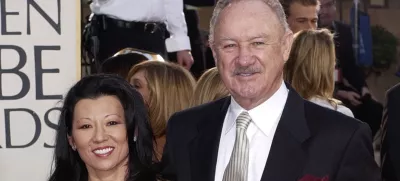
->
[381,83,400,181]
[161,85,380,181]
[332,21,367,93]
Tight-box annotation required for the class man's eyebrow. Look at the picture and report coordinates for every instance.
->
[216,33,272,42]
[217,36,235,41]
[248,33,270,40]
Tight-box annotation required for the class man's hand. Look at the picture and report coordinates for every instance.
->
[361,86,377,101]
[177,50,194,70]
[337,90,362,106]
[361,86,370,97]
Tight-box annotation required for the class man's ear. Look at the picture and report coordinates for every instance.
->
[282,30,294,62]
[209,42,218,65]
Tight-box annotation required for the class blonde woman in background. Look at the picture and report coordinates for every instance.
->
[284,29,354,117]
[191,67,230,106]
[127,61,196,161]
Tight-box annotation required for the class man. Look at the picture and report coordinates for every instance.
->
[85,0,193,71]
[318,0,366,96]
[381,83,400,181]
[319,0,383,136]
[169,0,216,78]
[161,0,380,181]
[280,0,319,33]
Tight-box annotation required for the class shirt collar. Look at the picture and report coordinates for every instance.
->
[225,81,289,136]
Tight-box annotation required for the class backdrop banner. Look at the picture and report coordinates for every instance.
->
[0,0,80,180]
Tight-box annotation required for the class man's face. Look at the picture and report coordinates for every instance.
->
[211,0,293,109]
[287,2,319,33]
[319,0,336,27]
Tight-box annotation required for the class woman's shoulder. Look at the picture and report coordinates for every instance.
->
[336,104,355,118]
[309,97,333,109]
[309,97,354,118]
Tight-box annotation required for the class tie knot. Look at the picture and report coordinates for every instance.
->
[236,111,252,130]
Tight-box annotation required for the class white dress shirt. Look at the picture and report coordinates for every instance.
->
[90,0,191,52]
[214,82,289,181]
[309,97,354,118]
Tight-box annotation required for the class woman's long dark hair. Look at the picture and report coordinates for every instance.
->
[48,74,155,181]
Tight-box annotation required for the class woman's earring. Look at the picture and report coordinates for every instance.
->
[72,145,76,151]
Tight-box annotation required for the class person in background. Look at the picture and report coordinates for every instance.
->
[161,0,380,180]
[182,5,206,79]
[86,0,193,71]
[181,0,216,78]
[99,52,148,78]
[191,67,229,106]
[48,74,156,181]
[318,0,367,98]
[319,0,383,136]
[127,61,196,161]
[98,48,165,78]
[381,83,400,181]
[280,0,320,34]
[284,29,354,117]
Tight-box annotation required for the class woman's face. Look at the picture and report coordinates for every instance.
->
[68,95,129,172]
[130,70,150,104]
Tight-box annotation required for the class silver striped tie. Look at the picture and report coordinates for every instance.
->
[222,111,252,181]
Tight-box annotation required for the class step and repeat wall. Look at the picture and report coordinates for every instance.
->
[0,0,80,180]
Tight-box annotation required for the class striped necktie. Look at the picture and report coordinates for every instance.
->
[223,111,252,181]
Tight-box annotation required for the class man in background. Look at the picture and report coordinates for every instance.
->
[319,0,382,136]
[280,0,319,34]
[84,0,193,72]
[169,0,216,78]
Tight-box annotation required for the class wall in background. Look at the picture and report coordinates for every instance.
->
[339,0,400,39]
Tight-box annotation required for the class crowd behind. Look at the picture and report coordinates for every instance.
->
[48,0,399,181]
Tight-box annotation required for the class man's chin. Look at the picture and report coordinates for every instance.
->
[232,87,258,99]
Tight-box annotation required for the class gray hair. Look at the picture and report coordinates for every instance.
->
[209,0,290,44]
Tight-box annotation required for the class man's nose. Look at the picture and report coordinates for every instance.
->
[305,22,314,30]
[237,46,255,66]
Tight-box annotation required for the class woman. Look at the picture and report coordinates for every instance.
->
[49,74,156,181]
[284,29,354,117]
[127,61,195,161]
[191,67,229,106]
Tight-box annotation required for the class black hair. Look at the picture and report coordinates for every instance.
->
[48,74,155,181]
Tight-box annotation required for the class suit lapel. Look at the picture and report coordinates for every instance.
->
[261,86,311,181]
[189,98,231,181]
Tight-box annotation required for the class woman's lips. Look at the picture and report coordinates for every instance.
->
[92,146,114,157]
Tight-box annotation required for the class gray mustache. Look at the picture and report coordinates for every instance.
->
[233,67,261,75]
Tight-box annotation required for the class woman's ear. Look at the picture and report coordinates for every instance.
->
[68,135,76,151]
